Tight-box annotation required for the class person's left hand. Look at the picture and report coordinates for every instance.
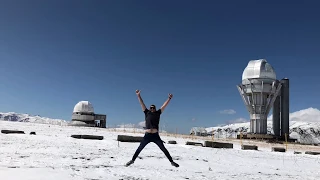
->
[168,93,173,99]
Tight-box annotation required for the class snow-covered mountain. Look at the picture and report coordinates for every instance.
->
[2,107,320,144]
[206,107,320,145]
[205,121,320,144]
[0,112,147,129]
[0,112,68,125]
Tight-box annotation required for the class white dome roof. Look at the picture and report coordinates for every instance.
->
[242,59,276,81]
[73,101,94,113]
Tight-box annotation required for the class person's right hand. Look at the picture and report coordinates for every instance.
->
[136,89,141,95]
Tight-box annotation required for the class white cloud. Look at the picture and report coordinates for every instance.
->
[234,107,320,124]
[236,107,320,123]
[219,109,236,115]
[215,123,227,127]
[226,117,249,124]
[268,107,320,122]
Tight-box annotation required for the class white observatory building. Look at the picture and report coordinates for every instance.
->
[237,59,289,139]
[71,101,107,128]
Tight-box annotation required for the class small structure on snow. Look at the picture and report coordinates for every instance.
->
[190,127,207,136]
[71,101,107,128]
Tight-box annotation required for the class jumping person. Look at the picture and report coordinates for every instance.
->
[125,90,179,168]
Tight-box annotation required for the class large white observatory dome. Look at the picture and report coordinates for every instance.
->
[242,59,276,82]
[73,101,94,113]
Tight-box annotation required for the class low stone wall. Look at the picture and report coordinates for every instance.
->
[241,144,258,150]
[71,135,104,140]
[1,130,25,134]
[204,141,233,149]
[117,135,143,142]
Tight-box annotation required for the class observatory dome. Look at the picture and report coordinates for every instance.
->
[73,101,94,113]
[242,59,276,81]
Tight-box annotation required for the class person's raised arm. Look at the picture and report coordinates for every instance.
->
[136,90,147,111]
[160,93,173,113]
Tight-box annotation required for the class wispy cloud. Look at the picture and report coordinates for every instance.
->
[268,107,320,122]
[226,107,320,125]
[219,109,236,115]
[226,118,249,124]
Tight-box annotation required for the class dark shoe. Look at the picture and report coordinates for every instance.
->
[171,161,179,167]
[125,160,134,167]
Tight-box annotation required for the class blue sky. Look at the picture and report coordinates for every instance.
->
[0,0,320,134]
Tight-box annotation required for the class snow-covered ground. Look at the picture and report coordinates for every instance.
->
[1,121,320,180]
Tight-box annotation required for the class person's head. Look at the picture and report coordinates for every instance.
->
[149,104,156,112]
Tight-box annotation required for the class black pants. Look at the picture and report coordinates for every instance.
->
[131,132,173,162]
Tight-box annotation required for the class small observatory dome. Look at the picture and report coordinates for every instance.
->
[242,59,276,84]
[73,101,94,113]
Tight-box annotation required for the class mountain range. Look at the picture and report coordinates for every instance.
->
[205,107,320,145]
[1,107,320,144]
[0,112,68,125]
[205,120,320,145]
